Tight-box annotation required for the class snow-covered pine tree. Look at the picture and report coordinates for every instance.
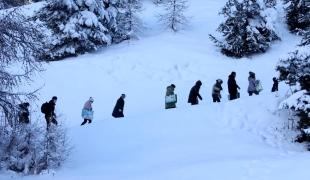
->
[283,0,310,32]
[159,0,189,32]
[277,43,310,148]
[300,30,310,46]
[0,0,30,9]
[209,0,279,58]
[36,0,115,60]
[111,0,143,41]
[153,0,165,5]
[43,122,71,173]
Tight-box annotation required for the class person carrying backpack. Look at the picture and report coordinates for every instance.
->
[112,94,126,118]
[81,97,94,126]
[165,84,177,109]
[18,102,30,124]
[41,96,58,129]
[212,79,223,102]
[188,80,203,105]
[248,71,259,96]
[228,72,240,100]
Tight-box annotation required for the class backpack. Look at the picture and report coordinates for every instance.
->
[41,102,49,114]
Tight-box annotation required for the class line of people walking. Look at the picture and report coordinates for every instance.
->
[165,71,278,109]
[17,71,279,128]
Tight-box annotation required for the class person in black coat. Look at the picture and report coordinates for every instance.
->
[228,72,240,100]
[271,77,279,92]
[45,96,58,128]
[188,80,203,105]
[112,94,126,118]
[18,102,30,124]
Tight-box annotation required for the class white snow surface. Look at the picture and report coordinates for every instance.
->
[1,0,310,179]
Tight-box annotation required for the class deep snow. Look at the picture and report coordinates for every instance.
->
[1,0,310,179]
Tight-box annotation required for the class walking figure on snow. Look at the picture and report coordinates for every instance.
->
[212,79,223,102]
[81,97,94,126]
[248,71,259,96]
[41,96,58,129]
[165,84,177,109]
[112,94,126,118]
[18,102,30,124]
[228,72,240,100]
[271,77,278,92]
[188,80,203,105]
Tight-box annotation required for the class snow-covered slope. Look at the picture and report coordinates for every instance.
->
[1,0,310,179]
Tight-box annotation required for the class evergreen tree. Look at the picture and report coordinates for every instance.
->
[159,0,189,32]
[111,0,143,41]
[209,0,279,58]
[284,0,310,32]
[0,0,30,9]
[36,0,116,60]
[277,36,310,148]
[300,30,310,46]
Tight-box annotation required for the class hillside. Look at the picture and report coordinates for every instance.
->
[1,0,310,179]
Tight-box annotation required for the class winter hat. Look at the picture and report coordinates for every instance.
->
[89,97,94,102]
[171,84,176,88]
[52,96,57,100]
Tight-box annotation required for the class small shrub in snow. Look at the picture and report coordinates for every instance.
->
[209,0,279,58]
[159,0,189,32]
[36,0,116,60]
[283,0,310,32]
[0,120,71,174]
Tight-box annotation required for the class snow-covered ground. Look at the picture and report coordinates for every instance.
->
[2,0,310,179]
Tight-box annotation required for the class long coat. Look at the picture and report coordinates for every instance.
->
[188,82,202,105]
[112,97,125,118]
[271,79,278,92]
[228,75,239,96]
[248,77,257,92]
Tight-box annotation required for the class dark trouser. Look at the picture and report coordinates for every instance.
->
[45,114,58,129]
[81,119,92,125]
[212,94,221,102]
[248,91,259,96]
